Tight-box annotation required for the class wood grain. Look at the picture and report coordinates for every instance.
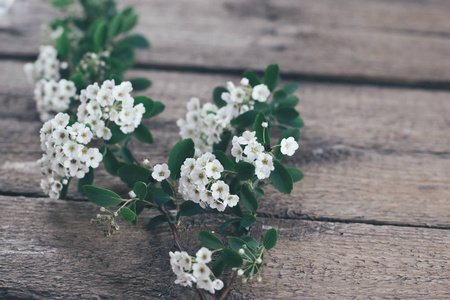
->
[1,196,449,299]
[4,0,450,82]
[1,61,449,227]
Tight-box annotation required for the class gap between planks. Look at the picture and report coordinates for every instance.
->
[3,53,450,92]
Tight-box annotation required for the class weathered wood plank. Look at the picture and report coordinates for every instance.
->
[4,0,450,82]
[3,60,450,154]
[1,196,449,299]
[1,61,449,227]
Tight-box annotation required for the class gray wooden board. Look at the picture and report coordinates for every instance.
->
[1,196,449,299]
[1,61,449,228]
[4,0,450,82]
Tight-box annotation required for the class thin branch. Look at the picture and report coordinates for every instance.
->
[219,271,238,300]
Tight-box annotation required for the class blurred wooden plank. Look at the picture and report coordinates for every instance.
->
[1,196,449,299]
[4,0,450,82]
[1,61,449,227]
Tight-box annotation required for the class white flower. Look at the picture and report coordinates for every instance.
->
[85,83,100,99]
[230,87,246,103]
[243,141,264,162]
[211,180,229,200]
[76,127,93,144]
[190,167,208,186]
[225,194,239,207]
[255,153,274,179]
[280,137,299,156]
[152,163,170,182]
[261,122,268,128]
[252,84,270,102]
[174,272,197,287]
[128,190,137,198]
[179,251,192,271]
[237,131,256,145]
[193,263,211,279]
[212,279,224,291]
[113,81,132,101]
[205,160,223,180]
[195,247,212,264]
[186,97,201,111]
[96,88,114,107]
[240,77,249,86]
[231,143,243,163]
[85,148,103,168]
[197,278,215,294]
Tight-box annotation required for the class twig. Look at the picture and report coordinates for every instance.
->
[219,271,238,300]
[158,204,207,300]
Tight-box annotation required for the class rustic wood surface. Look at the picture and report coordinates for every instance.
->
[4,0,450,83]
[0,1,449,299]
[2,196,450,299]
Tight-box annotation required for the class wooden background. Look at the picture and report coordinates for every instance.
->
[1,0,449,299]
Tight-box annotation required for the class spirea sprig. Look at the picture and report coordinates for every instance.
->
[38,112,102,199]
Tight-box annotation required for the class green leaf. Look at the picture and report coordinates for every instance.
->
[252,112,270,145]
[253,186,264,196]
[274,107,299,122]
[241,236,260,249]
[78,167,94,193]
[283,83,299,95]
[180,201,204,217]
[286,167,304,182]
[222,248,243,267]
[134,96,155,118]
[102,146,122,176]
[234,162,255,181]
[161,180,173,196]
[231,110,259,129]
[277,95,299,109]
[120,207,136,223]
[198,231,224,249]
[105,124,127,145]
[212,150,235,171]
[275,128,301,160]
[148,101,165,117]
[240,213,257,228]
[230,204,243,218]
[56,31,70,57]
[263,228,278,250]
[271,90,287,108]
[59,177,71,200]
[263,64,279,91]
[117,164,151,188]
[129,77,152,91]
[122,13,138,32]
[228,236,247,252]
[242,70,261,87]
[119,146,135,164]
[133,181,147,200]
[168,139,195,180]
[134,124,153,144]
[83,185,123,207]
[108,12,123,39]
[279,117,304,128]
[111,43,134,67]
[212,253,226,277]
[51,0,74,7]
[213,131,231,153]
[94,20,108,49]
[270,160,293,194]
[119,34,150,48]
[150,187,171,205]
[240,183,258,212]
[68,72,87,91]
[147,215,166,229]
[213,86,228,108]
[219,218,241,233]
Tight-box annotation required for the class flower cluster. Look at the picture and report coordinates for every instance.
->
[177,79,271,154]
[231,131,274,180]
[178,153,239,211]
[75,52,109,82]
[33,78,77,121]
[23,45,61,83]
[38,113,103,199]
[77,80,145,137]
[170,247,224,294]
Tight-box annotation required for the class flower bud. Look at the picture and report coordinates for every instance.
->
[238,248,245,255]
[237,269,244,276]
[256,258,262,264]
[257,276,262,282]
[100,207,106,212]
[128,190,137,198]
